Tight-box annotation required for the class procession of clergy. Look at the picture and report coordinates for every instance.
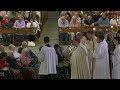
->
[0,11,120,79]
[57,11,120,79]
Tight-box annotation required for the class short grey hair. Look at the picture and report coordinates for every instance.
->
[9,44,16,51]
[21,48,30,55]
[7,51,14,57]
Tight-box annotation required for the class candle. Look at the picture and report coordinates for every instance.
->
[93,28,96,31]
[111,25,113,28]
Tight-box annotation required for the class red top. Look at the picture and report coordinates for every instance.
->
[0,59,7,70]
[1,20,11,26]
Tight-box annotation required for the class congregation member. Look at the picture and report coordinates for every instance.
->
[110,14,118,27]
[82,14,88,24]
[112,37,120,79]
[70,38,91,79]
[0,51,10,79]
[84,15,94,27]
[73,12,81,25]
[66,12,72,22]
[8,44,21,61]
[69,16,80,41]
[2,18,12,45]
[1,14,11,26]
[98,13,110,40]
[92,11,101,26]
[18,41,38,66]
[18,41,39,78]
[13,15,26,45]
[27,18,40,41]
[28,11,40,24]
[0,11,7,17]
[20,48,31,67]
[58,15,69,43]
[93,32,110,79]
[38,36,58,79]
[54,44,64,63]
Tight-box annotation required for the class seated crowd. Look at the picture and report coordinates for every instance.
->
[0,11,41,46]
[58,11,120,43]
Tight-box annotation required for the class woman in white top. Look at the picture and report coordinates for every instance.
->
[8,44,21,61]
[69,16,80,41]
[110,14,117,27]
[27,18,40,33]
[27,18,40,41]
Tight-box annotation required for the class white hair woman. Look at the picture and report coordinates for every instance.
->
[69,16,80,41]
[8,44,21,60]
[18,41,28,54]
[20,48,31,66]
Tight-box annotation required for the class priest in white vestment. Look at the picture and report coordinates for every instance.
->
[70,38,91,79]
[38,37,58,79]
[93,32,110,79]
[112,37,120,79]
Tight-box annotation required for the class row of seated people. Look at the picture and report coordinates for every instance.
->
[0,41,71,79]
[0,41,39,79]
[58,11,120,43]
[0,14,41,45]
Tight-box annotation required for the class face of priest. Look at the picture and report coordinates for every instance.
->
[72,40,78,47]
[86,33,92,40]
[96,38,101,43]
[76,33,83,40]
[113,14,117,19]
[113,39,118,46]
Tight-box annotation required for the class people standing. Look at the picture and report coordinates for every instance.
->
[112,37,120,79]
[93,32,110,79]
[38,36,58,79]
[70,38,91,79]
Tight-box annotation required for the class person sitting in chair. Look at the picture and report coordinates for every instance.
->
[2,18,12,45]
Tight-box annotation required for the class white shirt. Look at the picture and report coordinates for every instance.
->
[58,18,69,28]
[110,18,117,26]
[112,45,120,79]
[93,39,110,79]
[38,45,58,75]
[13,51,21,61]
[27,21,40,33]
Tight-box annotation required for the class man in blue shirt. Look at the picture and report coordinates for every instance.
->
[2,18,12,45]
[98,13,110,40]
[98,13,110,28]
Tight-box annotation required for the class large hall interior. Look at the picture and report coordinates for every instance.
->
[0,11,120,79]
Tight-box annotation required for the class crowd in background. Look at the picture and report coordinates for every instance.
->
[0,11,41,46]
[58,11,120,42]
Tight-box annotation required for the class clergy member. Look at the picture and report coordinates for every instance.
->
[70,38,91,79]
[112,37,120,79]
[93,32,110,79]
[86,30,97,78]
[38,36,58,79]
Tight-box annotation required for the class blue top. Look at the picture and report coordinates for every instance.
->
[98,17,110,28]
[2,22,12,29]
